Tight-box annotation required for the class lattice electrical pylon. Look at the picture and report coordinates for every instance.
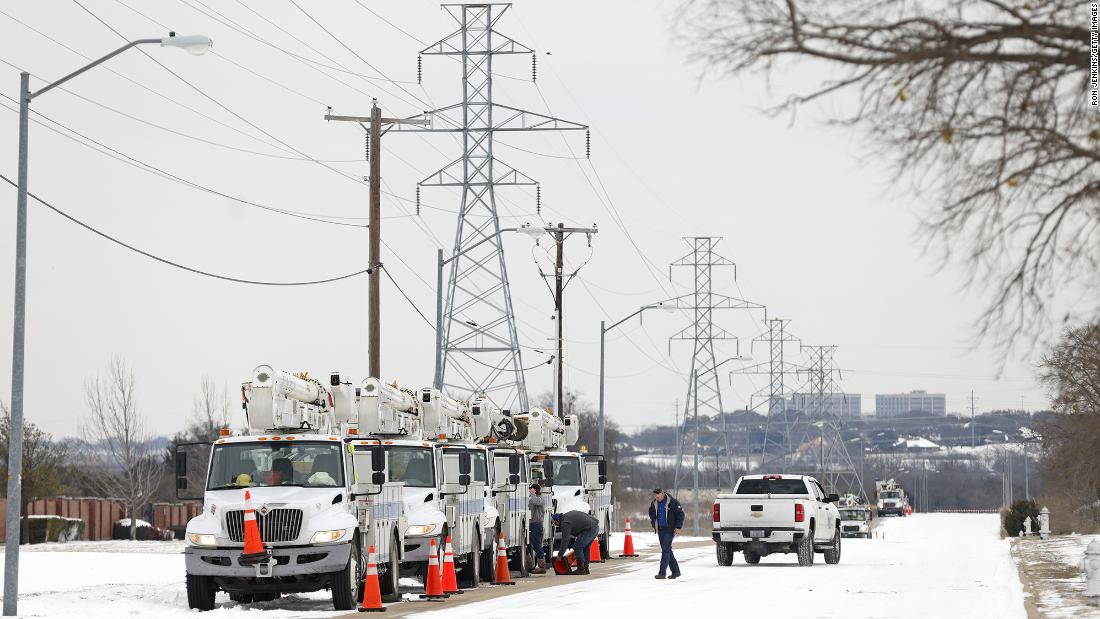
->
[794,345,867,501]
[660,237,764,535]
[729,318,803,469]
[391,4,588,409]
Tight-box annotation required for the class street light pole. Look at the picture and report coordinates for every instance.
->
[4,33,211,617]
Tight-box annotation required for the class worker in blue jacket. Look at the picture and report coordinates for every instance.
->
[648,488,685,579]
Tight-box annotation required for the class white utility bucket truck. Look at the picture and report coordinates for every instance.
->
[179,366,405,611]
[359,378,497,587]
[513,409,613,559]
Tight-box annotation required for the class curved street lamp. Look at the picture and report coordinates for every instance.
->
[5,32,210,617]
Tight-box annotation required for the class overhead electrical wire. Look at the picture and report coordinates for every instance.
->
[0,173,370,286]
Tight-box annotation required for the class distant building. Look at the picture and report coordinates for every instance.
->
[875,391,946,418]
[786,393,861,418]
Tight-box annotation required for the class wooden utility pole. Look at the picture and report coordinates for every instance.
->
[325,101,427,378]
[543,223,598,418]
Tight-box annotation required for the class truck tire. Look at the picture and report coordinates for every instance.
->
[716,542,734,566]
[331,539,361,611]
[824,528,842,565]
[379,533,402,603]
[598,515,611,559]
[186,573,217,611]
[796,533,814,566]
[482,525,502,583]
[510,520,530,577]
[460,531,482,589]
[743,549,761,565]
[228,593,253,604]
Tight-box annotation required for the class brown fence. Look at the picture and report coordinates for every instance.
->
[0,498,201,542]
[152,502,202,531]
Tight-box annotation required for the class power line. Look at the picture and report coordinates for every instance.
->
[0,173,371,286]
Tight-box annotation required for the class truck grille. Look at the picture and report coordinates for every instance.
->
[842,525,861,532]
[226,509,303,543]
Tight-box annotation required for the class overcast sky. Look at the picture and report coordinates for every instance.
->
[0,0,1049,438]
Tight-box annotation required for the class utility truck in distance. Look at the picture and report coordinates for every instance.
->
[515,409,613,558]
[875,478,910,516]
[712,474,842,567]
[179,366,404,612]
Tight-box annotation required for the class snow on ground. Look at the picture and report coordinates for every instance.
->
[0,515,1024,618]
[418,514,1026,619]
[1014,533,1100,618]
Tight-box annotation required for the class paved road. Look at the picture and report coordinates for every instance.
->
[335,539,713,618]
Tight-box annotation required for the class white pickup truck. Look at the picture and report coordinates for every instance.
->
[712,474,842,567]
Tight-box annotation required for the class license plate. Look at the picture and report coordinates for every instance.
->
[750,530,765,538]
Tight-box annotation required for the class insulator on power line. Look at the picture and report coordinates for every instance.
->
[531,52,537,82]
[416,186,421,215]
[585,129,591,159]
[364,134,370,161]
[417,55,423,84]
[536,185,541,215]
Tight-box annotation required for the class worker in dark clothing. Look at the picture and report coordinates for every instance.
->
[648,488,685,579]
[552,511,599,575]
[528,484,547,574]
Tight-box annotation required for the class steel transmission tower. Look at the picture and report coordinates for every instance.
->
[664,237,764,535]
[797,345,867,501]
[730,318,802,468]
[393,4,587,408]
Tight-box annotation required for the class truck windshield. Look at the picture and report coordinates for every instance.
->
[387,446,435,488]
[735,478,809,495]
[840,510,867,521]
[881,491,901,499]
[207,442,343,490]
[547,456,581,486]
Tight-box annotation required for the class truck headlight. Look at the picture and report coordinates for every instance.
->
[405,524,440,537]
[188,533,216,546]
[310,529,348,544]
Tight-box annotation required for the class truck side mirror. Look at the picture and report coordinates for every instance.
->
[372,471,385,485]
[458,473,471,486]
[458,451,471,475]
[508,474,520,485]
[598,475,608,485]
[542,477,554,487]
[598,460,607,476]
[176,452,187,477]
[509,454,521,475]
[371,446,385,471]
[176,477,188,490]
[827,493,840,503]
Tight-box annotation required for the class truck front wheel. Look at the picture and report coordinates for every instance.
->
[379,533,402,603]
[186,573,217,611]
[796,533,814,567]
[331,540,361,611]
[824,528,842,565]
[716,542,734,566]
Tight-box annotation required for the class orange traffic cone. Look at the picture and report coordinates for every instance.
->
[552,549,578,575]
[619,517,638,558]
[358,545,385,613]
[419,538,446,599]
[240,490,268,564]
[490,531,515,585]
[441,536,462,594]
[589,536,604,563]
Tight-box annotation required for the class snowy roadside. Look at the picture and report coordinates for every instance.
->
[1013,534,1100,619]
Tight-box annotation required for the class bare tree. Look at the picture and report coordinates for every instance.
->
[80,355,160,540]
[189,375,232,442]
[677,1,1095,351]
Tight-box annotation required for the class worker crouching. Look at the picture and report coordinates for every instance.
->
[553,511,600,575]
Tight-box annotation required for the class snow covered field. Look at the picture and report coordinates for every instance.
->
[0,514,1025,618]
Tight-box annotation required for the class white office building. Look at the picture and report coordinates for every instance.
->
[875,390,947,418]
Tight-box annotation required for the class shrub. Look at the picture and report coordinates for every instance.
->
[1002,499,1040,537]
[26,516,84,543]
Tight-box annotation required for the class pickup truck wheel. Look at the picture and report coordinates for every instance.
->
[824,529,842,565]
[186,573,217,611]
[379,533,401,603]
[796,533,814,566]
[461,531,482,589]
[743,550,761,565]
[715,542,734,566]
[331,539,361,611]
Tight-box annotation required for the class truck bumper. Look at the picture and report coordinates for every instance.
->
[712,528,801,544]
[184,543,351,578]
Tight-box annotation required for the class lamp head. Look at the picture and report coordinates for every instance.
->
[161,33,213,56]
[516,224,547,240]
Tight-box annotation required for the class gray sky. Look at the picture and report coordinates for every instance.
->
[0,0,1048,438]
